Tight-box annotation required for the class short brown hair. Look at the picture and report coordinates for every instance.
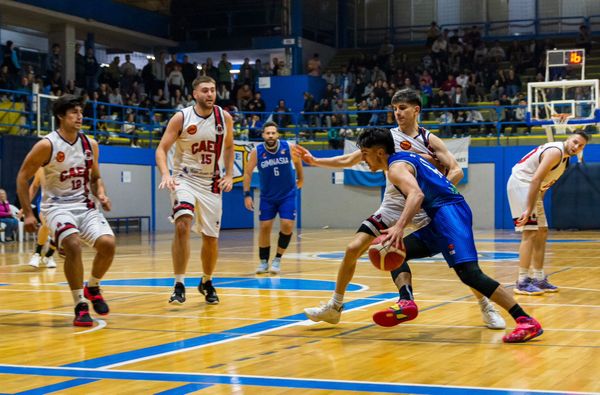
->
[263,121,279,131]
[192,76,216,89]
[572,130,590,142]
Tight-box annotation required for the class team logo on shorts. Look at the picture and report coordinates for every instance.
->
[84,149,93,161]
[400,141,412,150]
[187,125,197,135]
[448,243,455,255]
[216,124,224,135]
[56,151,65,162]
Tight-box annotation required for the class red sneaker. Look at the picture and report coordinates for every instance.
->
[372,299,419,327]
[84,285,110,315]
[502,316,543,343]
[73,302,93,327]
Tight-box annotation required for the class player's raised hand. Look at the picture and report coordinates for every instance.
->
[219,175,233,192]
[159,175,179,191]
[293,144,316,165]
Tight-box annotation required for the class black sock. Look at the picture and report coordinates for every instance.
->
[45,246,56,257]
[275,252,282,258]
[259,246,270,261]
[35,244,43,254]
[399,285,414,301]
[508,304,529,320]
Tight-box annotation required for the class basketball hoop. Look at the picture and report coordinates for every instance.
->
[550,113,574,135]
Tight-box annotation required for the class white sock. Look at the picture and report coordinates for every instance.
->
[72,289,84,305]
[332,292,344,307]
[478,296,489,305]
[532,269,545,281]
[518,268,529,282]
[175,274,185,284]
[87,275,101,287]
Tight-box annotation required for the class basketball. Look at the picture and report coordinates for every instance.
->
[368,235,406,271]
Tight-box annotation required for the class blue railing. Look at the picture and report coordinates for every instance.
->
[2,92,596,148]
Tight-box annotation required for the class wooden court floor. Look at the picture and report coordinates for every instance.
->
[0,228,598,394]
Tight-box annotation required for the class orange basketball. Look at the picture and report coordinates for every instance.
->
[368,235,406,271]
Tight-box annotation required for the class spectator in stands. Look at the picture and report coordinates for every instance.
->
[377,36,394,71]
[142,56,156,96]
[75,43,85,88]
[466,108,486,136]
[216,83,230,106]
[430,89,451,113]
[167,64,185,98]
[152,52,167,97]
[426,21,440,48]
[122,112,140,147]
[576,24,592,55]
[307,53,322,77]
[153,88,169,110]
[504,68,521,98]
[236,83,253,110]
[2,41,20,84]
[119,54,137,94]
[170,88,185,110]
[272,99,291,128]
[356,99,370,127]
[0,189,18,241]
[452,85,468,108]
[64,79,81,97]
[0,65,13,92]
[248,113,264,140]
[488,41,506,63]
[108,87,123,106]
[249,91,266,114]
[322,69,336,85]
[440,74,457,94]
[332,96,349,125]
[438,110,454,138]
[181,55,197,95]
[84,47,99,93]
[165,54,180,78]
[106,56,121,89]
[238,57,253,87]
[512,99,530,135]
[203,57,219,82]
[218,53,232,91]
[317,97,333,128]
[328,114,344,149]
[46,43,63,84]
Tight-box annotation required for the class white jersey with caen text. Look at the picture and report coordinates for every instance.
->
[511,142,569,191]
[41,131,95,211]
[173,104,227,192]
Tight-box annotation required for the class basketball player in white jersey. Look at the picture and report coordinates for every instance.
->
[508,131,588,295]
[27,168,57,269]
[300,89,505,329]
[16,94,115,327]
[156,76,234,305]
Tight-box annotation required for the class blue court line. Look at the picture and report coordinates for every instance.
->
[13,379,98,394]
[154,383,214,394]
[85,277,364,292]
[0,364,585,395]
[476,239,600,243]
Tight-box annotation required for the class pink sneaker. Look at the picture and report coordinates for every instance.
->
[372,299,418,327]
[502,316,543,343]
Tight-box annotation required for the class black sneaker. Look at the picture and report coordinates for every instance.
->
[73,302,93,327]
[169,282,186,304]
[84,285,110,315]
[198,279,219,304]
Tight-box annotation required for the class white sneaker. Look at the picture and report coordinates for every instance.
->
[304,301,343,324]
[256,261,269,274]
[269,258,281,274]
[44,256,57,268]
[479,298,506,329]
[28,253,41,268]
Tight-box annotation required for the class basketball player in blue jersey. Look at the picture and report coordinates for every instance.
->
[243,121,304,274]
[355,128,543,343]
[302,88,505,330]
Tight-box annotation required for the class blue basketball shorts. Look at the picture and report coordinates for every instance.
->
[412,200,478,267]
[259,192,297,221]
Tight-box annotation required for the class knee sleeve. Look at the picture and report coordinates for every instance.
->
[278,232,292,250]
[453,262,500,298]
[391,260,411,282]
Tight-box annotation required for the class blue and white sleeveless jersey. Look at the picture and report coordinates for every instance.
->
[256,140,296,201]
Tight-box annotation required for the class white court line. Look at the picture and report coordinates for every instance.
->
[74,319,106,335]
[2,305,600,333]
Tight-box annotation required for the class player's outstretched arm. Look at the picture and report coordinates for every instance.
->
[242,148,257,211]
[428,134,464,185]
[290,143,304,189]
[156,112,183,191]
[294,144,362,168]
[16,139,51,232]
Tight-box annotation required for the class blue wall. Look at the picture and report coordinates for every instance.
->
[260,75,326,113]
[15,0,169,38]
